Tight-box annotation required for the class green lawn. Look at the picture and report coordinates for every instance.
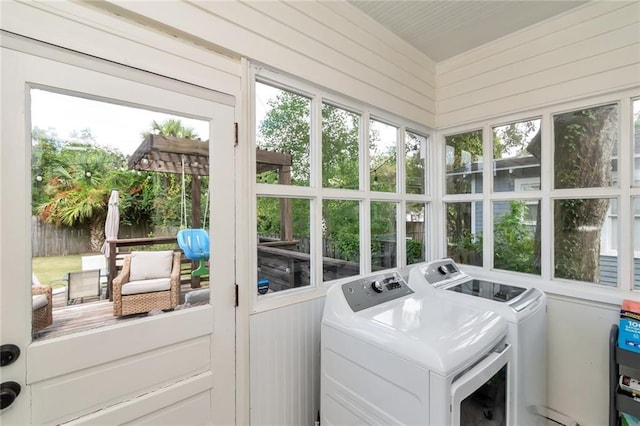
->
[32,254,82,288]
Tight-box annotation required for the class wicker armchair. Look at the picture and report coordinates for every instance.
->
[112,250,181,317]
[32,284,53,332]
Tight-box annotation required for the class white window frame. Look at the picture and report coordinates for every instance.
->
[438,89,640,304]
[251,64,433,313]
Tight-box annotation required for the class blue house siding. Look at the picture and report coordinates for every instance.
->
[598,255,640,288]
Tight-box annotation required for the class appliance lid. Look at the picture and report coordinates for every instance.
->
[446,279,526,302]
[323,288,508,376]
[443,279,541,311]
[412,259,543,312]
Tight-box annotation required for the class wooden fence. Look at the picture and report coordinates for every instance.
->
[31,216,152,257]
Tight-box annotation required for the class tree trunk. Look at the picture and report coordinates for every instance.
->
[89,219,105,253]
[528,104,617,282]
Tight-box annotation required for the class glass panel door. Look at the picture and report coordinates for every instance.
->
[1,46,235,424]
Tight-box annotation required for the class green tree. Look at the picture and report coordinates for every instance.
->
[322,104,360,190]
[258,91,310,185]
[257,92,362,259]
[145,119,200,140]
[34,129,154,251]
[494,201,537,273]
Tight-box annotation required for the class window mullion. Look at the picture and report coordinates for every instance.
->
[540,112,553,281]
[311,95,323,288]
[398,125,407,267]
[483,124,492,270]
[619,97,633,291]
[362,111,371,274]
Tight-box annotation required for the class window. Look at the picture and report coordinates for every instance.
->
[371,201,397,269]
[446,130,482,195]
[406,202,426,265]
[552,104,619,285]
[370,120,397,192]
[554,198,618,285]
[323,103,360,190]
[405,130,427,195]
[30,88,213,338]
[323,199,360,281]
[493,200,540,275]
[491,119,542,275]
[255,82,310,186]
[256,197,311,293]
[443,94,640,290]
[554,104,618,190]
[254,68,430,299]
[446,201,483,267]
[493,120,540,192]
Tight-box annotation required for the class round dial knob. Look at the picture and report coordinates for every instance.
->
[371,281,384,293]
[438,265,449,275]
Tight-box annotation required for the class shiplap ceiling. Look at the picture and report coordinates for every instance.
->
[347,1,588,62]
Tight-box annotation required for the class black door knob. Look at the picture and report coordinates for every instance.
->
[0,381,21,410]
[0,345,20,367]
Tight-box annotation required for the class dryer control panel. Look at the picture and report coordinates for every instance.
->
[419,258,467,286]
[341,272,414,312]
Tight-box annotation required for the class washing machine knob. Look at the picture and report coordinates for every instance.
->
[371,281,384,293]
[438,265,449,275]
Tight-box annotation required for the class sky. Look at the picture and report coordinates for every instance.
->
[30,89,210,156]
[32,84,401,158]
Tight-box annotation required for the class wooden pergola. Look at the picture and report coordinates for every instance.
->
[127,133,294,241]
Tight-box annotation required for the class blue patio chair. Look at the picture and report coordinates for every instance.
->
[177,229,210,276]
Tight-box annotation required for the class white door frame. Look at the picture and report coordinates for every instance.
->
[0,36,237,424]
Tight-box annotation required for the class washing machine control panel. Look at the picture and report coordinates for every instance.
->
[341,272,414,312]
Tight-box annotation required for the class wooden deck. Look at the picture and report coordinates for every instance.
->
[33,282,209,342]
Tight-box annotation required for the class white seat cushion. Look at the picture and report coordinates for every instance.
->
[32,294,48,310]
[121,277,171,295]
[129,250,174,281]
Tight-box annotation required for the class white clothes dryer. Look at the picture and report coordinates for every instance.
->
[408,259,548,426]
[321,270,513,425]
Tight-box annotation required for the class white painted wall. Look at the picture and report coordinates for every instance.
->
[436,1,640,128]
[83,0,436,127]
[0,1,241,98]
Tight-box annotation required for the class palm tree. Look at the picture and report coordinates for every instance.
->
[36,120,199,251]
[37,144,123,251]
[34,131,153,251]
[146,119,199,139]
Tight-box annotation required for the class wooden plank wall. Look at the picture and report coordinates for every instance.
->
[87,0,436,127]
[436,2,640,128]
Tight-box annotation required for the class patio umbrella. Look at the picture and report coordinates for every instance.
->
[101,189,119,257]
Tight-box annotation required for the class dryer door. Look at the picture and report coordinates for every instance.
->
[451,343,512,426]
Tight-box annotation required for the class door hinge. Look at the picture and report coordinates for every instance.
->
[234,122,238,146]
[235,283,239,307]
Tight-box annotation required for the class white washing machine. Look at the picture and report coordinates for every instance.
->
[408,259,547,426]
[321,270,513,425]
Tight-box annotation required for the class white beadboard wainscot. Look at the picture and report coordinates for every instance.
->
[546,296,619,426]
[250,297,325,426]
